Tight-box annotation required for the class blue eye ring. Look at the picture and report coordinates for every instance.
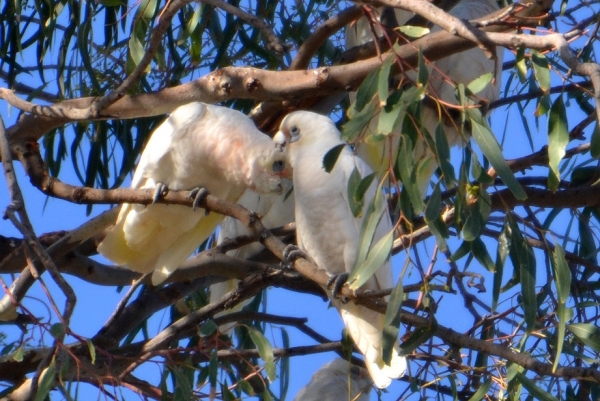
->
[290,126,299,136]
[272,160,285,173]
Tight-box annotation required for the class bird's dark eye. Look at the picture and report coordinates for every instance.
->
[272,160,285,173]
[290,125,300,137]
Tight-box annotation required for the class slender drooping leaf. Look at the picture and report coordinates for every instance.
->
[279,329,290,401]
[208,349,219,388]
[417,47,428,87]
[547,96,569,191]
[567,323,600,352]
[468,109,527,200]
[516,372,559,401]
[86,340,96,365]
[347,168,376,218]
[467,378,492,401]
[34,357,56,401]
[507,215,537,333]
[591,123,600,158]
[551,244,572,372]
[531,50,551,93]
[435,123,457,187]
[492,224,510,312]
[383,275,405,364]
[378,54,395,106]
[516,47,527,83]
[467,72,494,95]
[354,64,380,111]
[247,326,276,381]
[396,136,425,213]
[349,228,394,290]
[343,99,378,142]
[377,90,405,136]
[424,183,449,250]
[170,363,194,401]
[352,183,387,273]
[399,321,437,355]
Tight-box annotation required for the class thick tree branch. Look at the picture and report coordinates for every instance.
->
[2,0,557,145]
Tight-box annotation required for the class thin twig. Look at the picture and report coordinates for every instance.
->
[200,0,289,53]
[0,117,76,399]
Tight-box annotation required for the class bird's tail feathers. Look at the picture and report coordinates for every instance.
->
[365,347,407,389]
[337,302,407,388]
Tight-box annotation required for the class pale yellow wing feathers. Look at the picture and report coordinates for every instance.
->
[151,210,225,285]
[98,102,283,283]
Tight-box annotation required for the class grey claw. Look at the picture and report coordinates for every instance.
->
[281,244,306,270]
[153,183,168,203]
[189,187,209,212]
[327,273,349,300]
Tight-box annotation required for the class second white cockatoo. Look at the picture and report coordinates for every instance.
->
[274,111,407,389]
[97,102,286,285]
[293,358,373,401]
[209,180,295,334]
[347,0,503,193]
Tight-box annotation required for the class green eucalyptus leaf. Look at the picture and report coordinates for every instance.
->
[467,72,493,95]
[247,326,276,381]
[34,357,56,401]
[424,184,448,250]
[531,50,550,94]
[348,229,393,290]
[568,323,600,352]
[508,215,537,333]
[343,99,378,143]
[492,224,510,312]
[516,372,559,401]
[396,25,430,38]
[435,123,457,187]
[322,144,346,173]
[547,96,569,191]
[378,55,395,106]
[468,109,527,200]
[467,378,492,401]
[355,65,380,111]
[591,123,600,158]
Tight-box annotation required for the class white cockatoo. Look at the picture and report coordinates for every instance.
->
[274,111,407,389]
[293,358,373,401]
[210,180,295,334]
[347,0,503,193]
[97,102,286,285]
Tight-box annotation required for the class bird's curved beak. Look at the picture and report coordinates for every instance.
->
[273,130,286,151]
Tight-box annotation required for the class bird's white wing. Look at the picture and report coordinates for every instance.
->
[336,149,406,389]
[98,102,285,285]
[210,180,295,334]
[275,111,406,388]
[293,358,372,401]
